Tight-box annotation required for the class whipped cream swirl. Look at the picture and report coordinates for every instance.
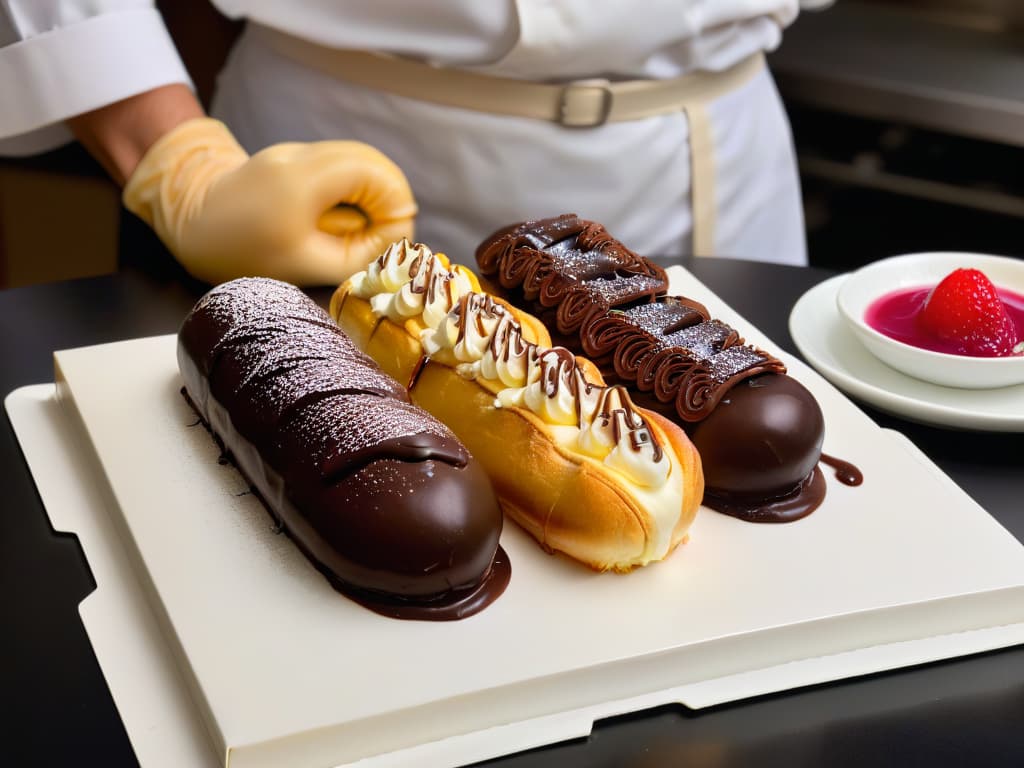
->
[349,239,475,330]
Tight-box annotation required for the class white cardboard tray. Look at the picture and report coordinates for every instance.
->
[7,267,1024,768]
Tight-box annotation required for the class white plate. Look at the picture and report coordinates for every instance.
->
[790,275,1024,432]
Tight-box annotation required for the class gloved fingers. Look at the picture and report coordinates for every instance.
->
[317,205,369,236]
[139,127,419,286]
[293,141,418,225]
[289,218,415,285]
[232,140,416,234]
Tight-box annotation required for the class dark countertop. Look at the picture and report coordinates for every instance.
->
[2,258,1022,767]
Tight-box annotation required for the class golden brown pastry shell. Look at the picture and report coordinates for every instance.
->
[330,283,703,572]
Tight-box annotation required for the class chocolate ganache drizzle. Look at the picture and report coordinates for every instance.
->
[438,292,664,470]
[477,214,860,522]
[178,277,509,620]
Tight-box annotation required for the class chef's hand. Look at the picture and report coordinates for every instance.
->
[121,117,416,285]
[68,85,416,286]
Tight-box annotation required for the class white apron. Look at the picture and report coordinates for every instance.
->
[211,3,806,266]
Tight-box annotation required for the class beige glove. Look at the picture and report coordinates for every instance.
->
[123,118,417,285]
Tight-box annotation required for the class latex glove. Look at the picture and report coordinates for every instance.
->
[123,118,417,285]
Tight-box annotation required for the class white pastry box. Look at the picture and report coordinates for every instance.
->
[6,267,1024,768]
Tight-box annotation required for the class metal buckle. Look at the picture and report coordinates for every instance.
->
[557,81,614,127]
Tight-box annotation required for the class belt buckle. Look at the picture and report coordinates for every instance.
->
[558,80,613,127]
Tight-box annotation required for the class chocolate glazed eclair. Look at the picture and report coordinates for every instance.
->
[476,214,845,523]
[178,277,508,620]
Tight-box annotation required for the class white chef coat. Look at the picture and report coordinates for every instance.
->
[0,1,819,264]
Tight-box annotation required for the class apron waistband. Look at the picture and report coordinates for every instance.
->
[252,24,766,254]
[253,25,764,128]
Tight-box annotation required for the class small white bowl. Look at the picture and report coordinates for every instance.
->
[836,252,1024,389]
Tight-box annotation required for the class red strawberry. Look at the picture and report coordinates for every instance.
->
[919,268,1019,356]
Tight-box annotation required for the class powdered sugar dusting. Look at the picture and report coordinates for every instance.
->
[582,275,663,305]
[620,301,704,336]
[183,278,464,472]
[706,346,770,382]
[280,393,458,476]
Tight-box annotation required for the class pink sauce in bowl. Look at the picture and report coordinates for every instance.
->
[835,253,1024,388]
[865,285,1024,358]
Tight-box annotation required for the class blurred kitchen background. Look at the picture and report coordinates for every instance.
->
[773,0,1024,273]
[0,0,1021,287]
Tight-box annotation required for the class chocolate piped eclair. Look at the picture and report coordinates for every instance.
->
[178,277,508,620]
[476,214,827,523]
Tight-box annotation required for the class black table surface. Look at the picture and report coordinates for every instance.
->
[2,258,1022,767]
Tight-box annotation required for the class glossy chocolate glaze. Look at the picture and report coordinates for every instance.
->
[705,466,826,523]
[477,215,849,522]
[684,375,826,518]
[178,278,508,620]
[821,453,864,487]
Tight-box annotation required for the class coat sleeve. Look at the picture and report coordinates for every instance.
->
[0,1,192,155]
